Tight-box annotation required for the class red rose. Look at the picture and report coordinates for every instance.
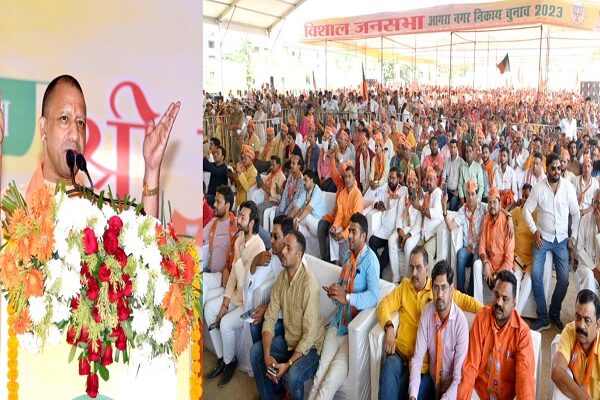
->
[121,274,132,297]
[88,339,102,362]
[87,278,100,301]
[79,357,91,375]
[117,298,131,321]
[161,257,179,278]
[81,263,91,279]
[114,248,127,268]
[98,264,111,283]
[92,306,102,323]
[111,325,125,340]
[83,228,99,255]
[86,372,99,398]
[116,337,127,351]
[167,223,179,242]
[66,326,77,345]
[102,229,119,255]
[182,253,195,284]
[101,343,113,366]
[79,326,89,344]
[70,296,80,310]
[108,284,121,303]
[108,215,123,235]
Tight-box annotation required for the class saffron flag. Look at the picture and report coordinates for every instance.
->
[497,53,510,74]
[361,63,368,99]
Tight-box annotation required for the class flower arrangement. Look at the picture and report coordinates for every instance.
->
[0,183,200,398]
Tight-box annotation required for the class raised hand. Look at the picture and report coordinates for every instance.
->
[143,102,180,172]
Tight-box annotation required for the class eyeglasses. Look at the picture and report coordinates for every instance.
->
[549,165,561,171]
[270,233,280,239]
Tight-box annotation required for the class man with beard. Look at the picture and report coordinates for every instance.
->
[458,143,485,206]
[368,167,404,279]
[567,140,582,176]
[308,213,380,400]
[256,127,280,173]
[203,145,229,206]
[364,135,389,201]
[442,139,464,212]
[203,186,238,305]
[480,144,496,201]
[283,131,304,167]
[254,156,286,227]
[377,246,482,400]
[524,153,580,331]
[574,155,598,216]
[458,270,536,399]
[474,187,517,304]
[414,167,444,264]
[228,144,258,206]
[551,289,600,399]
[275,155,305,218]
[575,189,600,297]
[524,152,547,187]
[250,230,324,400]
[408,261,469,400]
[510,130,529,191]
[246,215,293,343]
[337,130,356,166]
[355,134,376,193]
[421,136,444,188]
[290,169,326,240]
[325,166,364,264]
[305,129,320,174]
[560,148,577,186]
[393,138,421,185]
[205,200,266,387]
[493,147,518,209]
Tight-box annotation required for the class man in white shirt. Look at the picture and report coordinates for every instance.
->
[271,97,282,135]
[322,91,339,113]
[523,153,580,332]
[574,155,598,216]
[493,147,518,209]
[368,168,405,280]
[575,189,600,297]
[510,131,529,193]
[442,139,464,211]
[559,105,578,141]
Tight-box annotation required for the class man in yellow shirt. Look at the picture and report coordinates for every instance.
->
[228,144,258,206]
[551,289,600,399]
[377,246,483,399]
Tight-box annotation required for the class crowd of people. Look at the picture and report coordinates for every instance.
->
[202,84,600,400]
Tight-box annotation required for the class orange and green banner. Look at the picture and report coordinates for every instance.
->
[302,0,600,42]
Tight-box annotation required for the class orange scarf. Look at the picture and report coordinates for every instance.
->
[465,204,478,249]
[486,320,505,398]
[374,153,386,181]
[568,338,596,395]
[26,159,85,204]
[207,212,237,272]
[579,176,593,204]
[260,139,273,160]
[500,190,514,209]
[265,168,281,197]
[339,244,363,327]
[434,310,450,400]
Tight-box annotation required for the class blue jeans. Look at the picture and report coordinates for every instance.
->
[250,335,320,400]
[532,238,569,322]
[378,353,435,400]
[456,246,475,295]
[250,318,285,344]
[448,189,460,212]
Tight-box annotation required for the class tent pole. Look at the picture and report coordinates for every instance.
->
[473,30,476,89]
[381,36,384,84]
[538,25,542,93]
[449,32,453,100]
[487,33,490,88]
[325,39,328,91]
[413,34,417,84]
[435,39,438,87]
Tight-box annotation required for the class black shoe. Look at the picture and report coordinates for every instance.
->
[550,315,565,331]
[218,358,238,387]
[205,358,226,380]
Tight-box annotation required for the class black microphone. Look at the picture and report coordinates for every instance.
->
[66,149,77,187]
[76,153,94,189]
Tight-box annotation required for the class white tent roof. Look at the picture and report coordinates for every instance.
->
[203,0,306,35]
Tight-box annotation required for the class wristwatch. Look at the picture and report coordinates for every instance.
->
[345,293,350,304]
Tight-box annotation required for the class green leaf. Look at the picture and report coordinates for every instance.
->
[115,349,120,363]
[123,348,129,363]
[68,345,77,363]
[98,364,110,381]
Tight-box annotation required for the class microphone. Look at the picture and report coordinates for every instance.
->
[66,150,77,187]
[76,153,94,189]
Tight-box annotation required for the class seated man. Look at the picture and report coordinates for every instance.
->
[474,187,517,304]
[256,127,280,173]
[551,289,600,399]
[228,144,258,207]
[308,213,380,399]
[388,170,423,283]
[203,186,237,305]
[205,200,266,387]
[409,261,469,400]
[414,166,443,264]
[364,135,389,201]
[203,144,228,206]
[324,165,364,264]
[246,215,293,343]
[524,152,546,187]
[458,270,536,399]
[290,169,326,240]
[574,155,598,216]
[575,189,600,297]
[442,179,487,294]
[250,230,325,400]
[493,146,518,209]
[275,155,304,217]
[368,167,404,280]
[354,133,375,193]
[377,246,482,400]
[254,155,286,227]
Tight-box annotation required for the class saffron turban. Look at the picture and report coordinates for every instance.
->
[465,179,477,193]
[488,186,500,201]
[242,144,255,160]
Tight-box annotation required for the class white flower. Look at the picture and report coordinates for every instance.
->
[123,228,145,261]
[119,210,139,227]
[45,258,63,289]
[153,274,170,306]
[143,244,162,273]
[29,296,47,325]
[130,342,152,366]
[134,268,150,300]
[59,269,82,300]
[51,297,71,324]
[18,333,42,353]
[53,228,69,258]
[64,247,82,271]
[131,307,151,335]
[151,318,173,345]
[47,325,62,347]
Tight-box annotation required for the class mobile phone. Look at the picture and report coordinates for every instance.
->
[322,286,330,293]
[267,367,279,377]
[409,188,417,198]
[208,322,220,331]
[441,182,447,193]
[240,308,254,321]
